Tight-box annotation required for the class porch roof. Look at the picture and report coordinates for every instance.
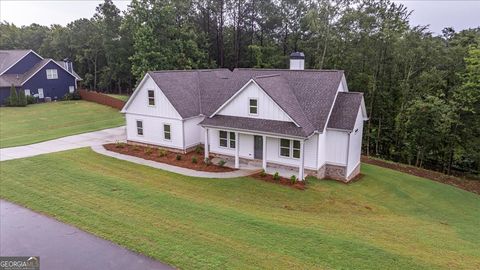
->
[200,115,308,138]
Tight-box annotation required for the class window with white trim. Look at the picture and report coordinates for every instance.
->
[147,90,155,106]
[163,124,171,140]
[69,86,75,93]
[46,69,58,79]
[24,89,31,96]
[219,130,235,148]
[249,98,258,115]
[279,139,301,158]
[136,120,143,135]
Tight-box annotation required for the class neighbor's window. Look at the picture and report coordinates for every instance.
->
[24,89,31,96]
[148,90,155,106]
[249,98,258,115]
[46,69,58,79]
[164,124,171,140]
[219,130,235,148]
[280,139,301,158]
[136,120,143,135]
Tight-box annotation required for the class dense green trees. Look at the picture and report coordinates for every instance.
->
[0,0,478,176]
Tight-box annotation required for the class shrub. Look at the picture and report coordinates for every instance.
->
[191,156,198,164]
[157,149,167,157]
[259,169,266,177]
[133,145,140,151]
[144,147,153,155]
[26,95,35,104]
[273,172,280,181]
[204,157,211,165]
[17,89,27,107]
[176,154,182,161]
[290,175,297,184]
[7,85,18,106]
[217,160,226,167]
[195,145,203,154]
[115,141,125,148]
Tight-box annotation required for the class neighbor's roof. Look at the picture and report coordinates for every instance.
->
[137,68,350,137]
[327,92,364,131]
[0,50,32,75]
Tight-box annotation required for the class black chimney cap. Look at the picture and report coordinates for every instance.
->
[290,52,305,59]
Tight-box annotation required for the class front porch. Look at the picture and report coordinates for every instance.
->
[204,127,309,180]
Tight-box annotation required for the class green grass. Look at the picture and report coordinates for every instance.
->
[0,101,124,148]
[1,148,479,269]
[106,94,130,102]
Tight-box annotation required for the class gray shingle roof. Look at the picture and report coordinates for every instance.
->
[327,92,364,131]
[0,74,23,87]
[143,68,346,137]
[200,115,307,137]
[0,50,31,74]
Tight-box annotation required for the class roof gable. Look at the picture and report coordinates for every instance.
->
[21,59,78,85]
[0,50,43,75]
[327,92,366,131]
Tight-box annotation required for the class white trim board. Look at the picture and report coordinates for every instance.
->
[21,59,78,85]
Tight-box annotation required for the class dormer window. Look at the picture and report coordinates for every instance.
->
[148,90,155,106]
[249,98,258,115]
[46,69,58,79]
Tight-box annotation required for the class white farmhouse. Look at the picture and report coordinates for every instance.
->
[121,52,368,182]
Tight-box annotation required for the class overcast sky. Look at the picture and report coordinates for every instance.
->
[0,0,478,35]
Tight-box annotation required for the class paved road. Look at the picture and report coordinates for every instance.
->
[0,126,126,161]
[0,200,174,270]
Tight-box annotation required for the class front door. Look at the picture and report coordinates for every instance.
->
[254,135,263,160]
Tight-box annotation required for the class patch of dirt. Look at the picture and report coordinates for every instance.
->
[104,143,236,172]
[361,156,480,195]
[251,172,306,190]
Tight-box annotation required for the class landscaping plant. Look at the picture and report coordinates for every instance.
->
[259,169,266,177]
[195,145,203,154]
[273,172,280,181]
[191,156,198,164]
[144,147,153,155]
[6,85,19,106]
[290,175,297,184]
[176,154,182,161]
[115,141,125,148]
[157,149,167,157]
[204,157,211,166]
[217,160,226,167]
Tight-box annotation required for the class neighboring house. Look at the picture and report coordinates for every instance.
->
[121,53,368,182]
[0,50,82,105]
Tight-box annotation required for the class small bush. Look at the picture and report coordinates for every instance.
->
[191,156,198,164]
[290,175,297,184]
[217,160,226,167]
[115,141,125,148]
[195,145,203,154]
[259,169,266,177]
[6,85,18,106]
[26,95,35,104]
[17,89,27,107]
[157,149,167,157]
[204,157,211,165]
[144,147,153,155]
[273,172,280,181]
[133,145,140,151]
[176,154,182,161]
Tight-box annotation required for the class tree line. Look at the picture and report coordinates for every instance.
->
[1,0,479,176]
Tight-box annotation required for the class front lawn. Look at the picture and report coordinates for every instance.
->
[0,101,124,148]
[1,148,479,269]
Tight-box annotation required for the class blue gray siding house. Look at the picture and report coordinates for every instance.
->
[0,50,82,105]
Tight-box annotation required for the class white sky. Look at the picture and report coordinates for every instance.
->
[0,0,478,34]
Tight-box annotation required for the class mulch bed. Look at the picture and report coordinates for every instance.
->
[361,156,480,195]
[104,143,235,172]
[251,172,306,190]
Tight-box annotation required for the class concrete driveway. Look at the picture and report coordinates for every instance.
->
[0,126,126,161]
[0,200,174,270]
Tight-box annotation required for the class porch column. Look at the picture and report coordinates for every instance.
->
[298,139,305,181]
[262,135,267,170]
[204,128,209,160]
[235,132,240,169]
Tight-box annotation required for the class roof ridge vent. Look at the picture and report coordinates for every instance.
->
[254,74,280,79]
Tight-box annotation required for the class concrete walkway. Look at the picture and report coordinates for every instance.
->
[0,126,126,161]
[92,145,260,178]
[0,200,173,270]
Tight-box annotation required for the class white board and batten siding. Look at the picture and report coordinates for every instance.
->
[266,135,318,170]
[325,130,349,166]
[216,81,293,122]
[184,116,205,149]
[125,74,186,150]
[347,107,364,175]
